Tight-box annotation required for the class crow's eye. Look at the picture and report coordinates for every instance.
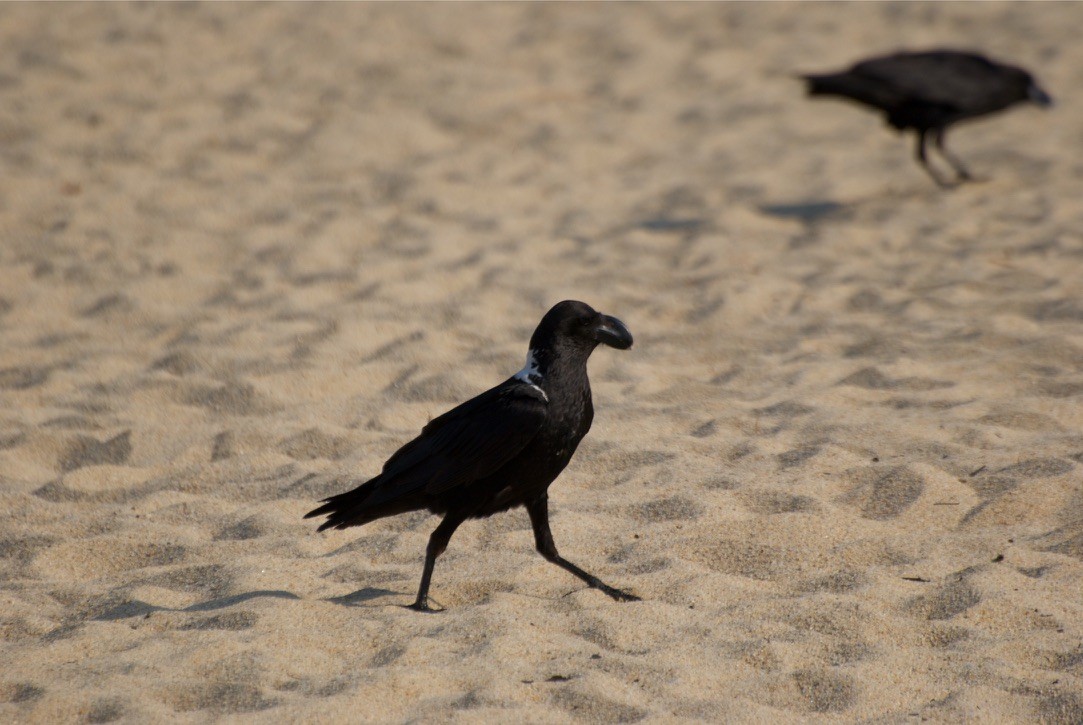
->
[579,318,593,327]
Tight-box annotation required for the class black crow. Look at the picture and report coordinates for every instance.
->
[802,50,1053,186]
[306,300,638,611]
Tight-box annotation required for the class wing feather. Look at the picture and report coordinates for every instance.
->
[359,381,547,507]
[852,52,1003,109]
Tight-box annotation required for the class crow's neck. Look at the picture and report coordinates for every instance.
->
[514,346,592,396]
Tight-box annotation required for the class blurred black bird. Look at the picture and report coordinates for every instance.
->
[306,300,638,611]
[802,50,1053,186]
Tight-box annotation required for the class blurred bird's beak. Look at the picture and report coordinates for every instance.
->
[596,315,633,350]
[1028,83,1054,107]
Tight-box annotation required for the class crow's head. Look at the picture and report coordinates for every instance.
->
[1024,76,1054,108]
[530,300,633,355]
[1008,66,1053,108]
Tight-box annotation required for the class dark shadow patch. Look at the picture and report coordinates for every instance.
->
[42,415,100,430]
[186,590,300,613]
[57,430,131,472]
[280,428,352,461]
[86,697,125,723]
[359,331,425,364]
[607,544,667,575]
[710,365,741,385]
[94,600,163,621]
[1034,690,1083,725]
[883,397,971,411]
[371,644,406,666]
[0,431,27,449]
[0,365,50,390]
[997,458,1073,479]
[290,319,339,360]
[840,465,924,519]
[326,587,400,607]
[687,296,725,323]
[623,557,669,575]
[839,367,895,389]
[41,623,83,642]
[1018,565,1049,579]
[839,367,952,392]
[94,590,300,621]
[691,539,786,580]
[1036,646,1083,673]
[179,611,258,631]
[1028,299,1083,322]
[847,289,908,314]
[551,689,648,723]
[967,474,1019,499]
[979,411,1064,432]
[275,676,350,697]
[590,450,676,473]
[796,570,867,594]
[180,382,274,415]
[168,681,276,713]
[1038,380,1083,399]
[81,293,132,318]
[703,475,739,490]
[637,216,705,234]
[791,669,856,713]
[777,445,821,470]
[969,459,1073,499]
[742,490,818,515]
[0,682,44,703]
[904,580,981,621]
[33,473,173,504]
[151,351,202,376]
[0,534,56,565]
[690,420,716,438]
[628,496,703,523]
[843,333,905,360]
[755,401,814,417]
[1042,530,1083,560]
[923,625,970,648]
[139,564,231,598]
[759,201,842,223]
[211,431,232,462]
[214,516,264,541]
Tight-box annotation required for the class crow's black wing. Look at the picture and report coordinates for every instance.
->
[851,52,1005,110]
[376,380,548,498]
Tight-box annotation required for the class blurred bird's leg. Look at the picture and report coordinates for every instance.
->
[915,129,952,188]
[933,128,973,181]
[408,512,467,612]
[526,494,640,602]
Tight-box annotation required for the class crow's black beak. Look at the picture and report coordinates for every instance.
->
[596,315,633,350]
[1028,83,1053,107]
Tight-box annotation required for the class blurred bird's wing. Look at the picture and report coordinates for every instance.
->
[852,52,1006,109]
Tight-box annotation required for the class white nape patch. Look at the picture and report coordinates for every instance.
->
[514,350,542,384]
[514,350,547,401]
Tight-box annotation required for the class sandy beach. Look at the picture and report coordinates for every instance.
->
[2,3,1082,722]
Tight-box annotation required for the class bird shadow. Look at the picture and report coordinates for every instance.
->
[324,587,402,607]
[92,590,302,621]
[758,200,845,223]
[90,587,408,621]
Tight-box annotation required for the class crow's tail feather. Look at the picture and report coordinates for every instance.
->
[305,481,381,532]
[304,475,424,532]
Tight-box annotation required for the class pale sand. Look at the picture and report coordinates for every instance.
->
[2,3,1082,722]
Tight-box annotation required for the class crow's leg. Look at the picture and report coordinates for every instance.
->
[526,494,639,602]
[408,511,468,612]
[933,127,973,181]
[914,129,951,188]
